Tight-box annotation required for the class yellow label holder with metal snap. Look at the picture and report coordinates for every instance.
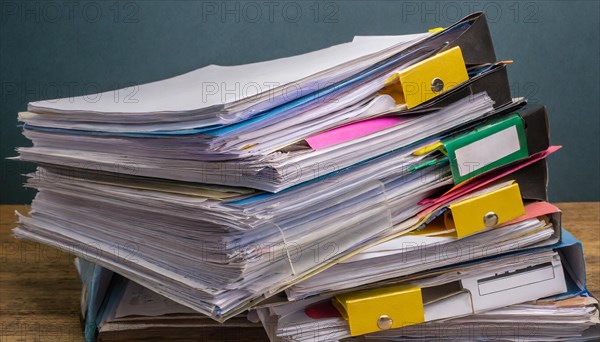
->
[332,284,425,336]
[379,46,469,109]
[444,182,525,238]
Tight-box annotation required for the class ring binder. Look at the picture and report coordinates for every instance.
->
[379,46,469,108]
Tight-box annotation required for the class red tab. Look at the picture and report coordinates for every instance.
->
[305,301,342,319]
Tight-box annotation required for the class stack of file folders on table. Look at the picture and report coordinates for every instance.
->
[12,12,600,341]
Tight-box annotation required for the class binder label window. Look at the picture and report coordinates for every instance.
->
[444,114,529,184]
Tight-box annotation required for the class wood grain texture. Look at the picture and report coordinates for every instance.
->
[1,206,83,342]
[1,203,598,341]
[558,202,600,296]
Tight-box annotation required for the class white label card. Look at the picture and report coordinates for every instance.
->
[454,125,521,177]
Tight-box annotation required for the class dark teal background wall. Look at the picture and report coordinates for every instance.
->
[1,0,599,203]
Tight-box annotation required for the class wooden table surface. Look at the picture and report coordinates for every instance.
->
[1,203,599,341]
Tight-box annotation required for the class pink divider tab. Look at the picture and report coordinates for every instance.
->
[501,201,559,226]
[305,117,404,150]
[418,146,562,214]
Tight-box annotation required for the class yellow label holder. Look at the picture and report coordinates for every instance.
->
[379,46,469,109]
[443,182,525,238]
[333,284,425,336]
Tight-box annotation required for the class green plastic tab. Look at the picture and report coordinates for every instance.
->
[443,114,528,184]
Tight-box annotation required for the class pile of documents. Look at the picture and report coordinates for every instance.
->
[12,12,599,341]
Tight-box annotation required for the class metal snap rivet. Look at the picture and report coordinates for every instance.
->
[484,212,499,227]
[431,77,444,92]
[377,315,393,330]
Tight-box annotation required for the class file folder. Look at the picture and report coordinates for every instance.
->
[428,181,525,238]
[260,230,587,340]
[15,13,512,195]
[379,46,470,109]
[365,230,600,341]
[368,295,600,341]
[9,6,597,340]
[14,124,559,324]
[425,157,553,236]
[286,174,563,301]
[301,62,511,153]
[334,256,566,336]
[76,258,114,342]
[18,12,497,134]
[394,60,512,116]
[441,12,496,65]
[76,255,598,342]
[13,10,572,329]
[418,155,560,237]
[23,12,497,130]
[75,259,268,342]
[412,104,550,185]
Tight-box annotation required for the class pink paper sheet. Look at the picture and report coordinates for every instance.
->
[502,201,559,226]
[305,117,404,150]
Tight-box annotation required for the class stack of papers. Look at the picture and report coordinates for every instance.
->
[12,11,600,342]
[15,12,511,191]
[287,202,561,299]
[255,231,598,342]
[76,258,599,342]
[74,259,268,342]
